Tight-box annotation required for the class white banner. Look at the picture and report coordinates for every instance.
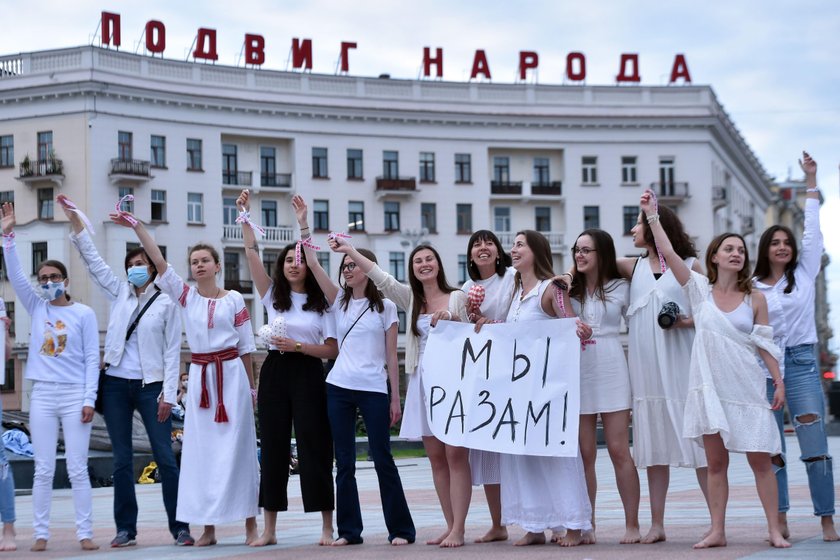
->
[421,319,580,457]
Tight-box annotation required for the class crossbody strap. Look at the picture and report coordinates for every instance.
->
[339,305,370,349]
[125,288,162,341]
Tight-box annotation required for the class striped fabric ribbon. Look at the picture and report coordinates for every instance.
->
[115,194,138,227]
[58,195,95,234]
[235,210,265,237]
[648,189,667,274]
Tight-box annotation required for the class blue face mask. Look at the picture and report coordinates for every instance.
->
[127,266,151,288]
[40,281,65,301]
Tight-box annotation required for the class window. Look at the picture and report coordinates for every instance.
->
[263,251,279,277]
[313,200,329,231]
[348,201,365,231]
[261,200,278,228]
[118,131,132,161]
[37,188,54,219]
[260,147,276,186]
[347,149,363,180]
[535,207,551,232]
[0,191,13,204]
[456,203,472,234]
[421,202,437,233]
[581,156,598,184]
[455,153,472,183]
[494,207,511,232]
[151,190,166,221]
[187,138,203,171]
[458,254,468,284]
[317,252,331,276]
[222,144,237,184]
[37,131,53,161]
[493,157,510,183]
[224,252,239,284]
[0,135,12,168]
[419,152,435,182]
[533,157,550,185]
[383,151,399,179]
[150,135,166,167]
[621,156,637,184]
[312,147,328,178]
[187,193,203,224]
[384,201,400,231]
[223,197,238,226]
[32,242,48,274]
[126,242,141,253]
[623,206,639,235]
[397,310,407,334]
[583,206,600,229]
[389,252,405,282]
[659,157,675,195]
[117,186,134,213]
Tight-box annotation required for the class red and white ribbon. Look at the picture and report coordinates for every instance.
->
[295,237,321,266]
[554,282,567,318]
[235,211,265,237]
[115,195,138,227]
[58,195,95,234]
[328,231,352,241]
[467,285,485,322]
[648,189,667,274]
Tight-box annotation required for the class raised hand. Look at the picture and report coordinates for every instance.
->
[109,211,137,228]
[799,151,817,176]
[291,195,308,225]
[0,202,15,235]
[639,189,656,216]
[236,189,251,212]
[328,235,352,254]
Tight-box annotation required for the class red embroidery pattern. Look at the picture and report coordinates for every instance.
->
[207,299,217,329]
[234,307,250,327]
[178,284,189,307]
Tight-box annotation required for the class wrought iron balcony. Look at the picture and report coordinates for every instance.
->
[649,181,690,203]
[742,216,755,234]
[261,173,292,188]
[712,186,727,210]
[110,158,150,177]
[376,177,417,192]
[531,181,562,196]
[224,279,254,294]
[490,181,523,195]
[222,171,253,187]
[17,157,65,187]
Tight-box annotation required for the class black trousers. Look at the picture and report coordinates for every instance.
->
[258,350,334,512]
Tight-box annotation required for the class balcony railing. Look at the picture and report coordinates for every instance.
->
[110,158,151,177]
[224,279,254,294]
[491,181,523,195]
[19,158,64,178]
[261,173,292,188]
[223,224,295,244]
[375,177,417,191]
[531,181,562,196]
[712,186,727,209]
[222,171,253,187]
[742,216,755,233]
[496,231,564,252]
[650,181,690,200]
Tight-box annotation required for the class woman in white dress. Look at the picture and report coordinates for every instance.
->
[461,230,514,544]
[114,212,259,547]
[329,236,470,548]
[640,191,790,549]
[616,204,708,544]
[566,229,640,544]
[499,230,592,547]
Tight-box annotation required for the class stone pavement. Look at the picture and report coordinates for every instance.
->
[5,435,840,559]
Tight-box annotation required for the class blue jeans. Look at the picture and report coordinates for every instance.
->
[0,398,15,524]
[102,376,188,538]
[767,344,835,516]
[326,384,415,544]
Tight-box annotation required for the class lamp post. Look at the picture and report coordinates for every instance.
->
[399,228,429,250]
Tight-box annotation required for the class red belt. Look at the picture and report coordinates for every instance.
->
[191,347,239,423]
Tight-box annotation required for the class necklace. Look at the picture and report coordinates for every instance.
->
[199,286,221,299]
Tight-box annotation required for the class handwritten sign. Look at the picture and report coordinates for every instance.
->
[421,319,580,457]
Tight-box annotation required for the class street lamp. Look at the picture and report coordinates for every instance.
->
[399,228,429,249]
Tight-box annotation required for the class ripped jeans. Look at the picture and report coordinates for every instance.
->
[766,344,835,516]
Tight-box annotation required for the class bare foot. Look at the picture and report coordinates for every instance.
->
[319,528,334,546]
[80,538,99,550]
[439,530,464,548]
[0,527,16,552]
[769,530,790,548]
[249,533,277,547]
[245,517,258,545]
[426,529,451,545]
[621,526,641,544]
[778,513,790,539]
[693,530,726,549]
[581,530,596,545]
[332,537,350,546]
[514,531,546,546]
[30,539,47,552]
[391,537,410,546]
[558,529,583,547]
[549,529,564,543]
[475,526,508,543]
[822,517,839,542]
[195,530,217,547]
[641,526,666,544]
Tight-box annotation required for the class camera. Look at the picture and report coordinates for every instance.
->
[657,301,681,329]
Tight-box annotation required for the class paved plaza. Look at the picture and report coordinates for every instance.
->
[5,435,840,559]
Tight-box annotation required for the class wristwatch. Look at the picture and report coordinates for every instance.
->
[295,342,302,353]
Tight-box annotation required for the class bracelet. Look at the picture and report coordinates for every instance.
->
[246,244,259,251]
[1,231,14,238]
[300,226,310,231]
[773,378,784,388]
[443,310,452,320]
[250,387,257,399]
[806,188,819,193]
[646,213,660,224]
[301,233,312,240]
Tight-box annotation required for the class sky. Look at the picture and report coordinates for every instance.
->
[2,0,840,349]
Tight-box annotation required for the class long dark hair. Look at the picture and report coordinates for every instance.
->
[706,233,752,294]
[338,249,385,313]
[271,243,328,314]
[569,229,622,308]
[640,205,697,259]
[466,230,511,281]
[408,244,457,337]
[753,225,797,294]
[512,230,555,294]
[37,260,71,301]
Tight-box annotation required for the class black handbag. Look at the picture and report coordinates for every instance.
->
[94,289,162,413]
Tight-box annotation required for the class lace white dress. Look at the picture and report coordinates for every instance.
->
[682,273,782,454]
[399,315,433,440]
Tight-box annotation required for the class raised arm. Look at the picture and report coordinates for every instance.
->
[292,195,338,304]
[329,235,412,310]
[235,190,272,298]
[110,211,167,277]
[1,202,43,313]
[798,151,823,280]
[639,190,690,286]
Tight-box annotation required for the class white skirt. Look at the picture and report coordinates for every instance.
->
[399,367,432,440]
[469,449,501,485]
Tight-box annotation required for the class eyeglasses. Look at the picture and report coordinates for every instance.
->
[342,262,358,272]
[38,273,65,283]
[572,247,597,256]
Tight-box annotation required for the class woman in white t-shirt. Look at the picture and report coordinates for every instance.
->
[292,195,415,546]
[237,191,338,547]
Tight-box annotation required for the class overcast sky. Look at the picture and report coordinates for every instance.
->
[3,0,840,352]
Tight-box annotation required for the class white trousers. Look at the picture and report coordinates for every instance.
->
[29,381,93,541]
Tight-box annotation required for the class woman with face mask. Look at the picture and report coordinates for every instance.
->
[0,202,100,552]
[58,195,193,548]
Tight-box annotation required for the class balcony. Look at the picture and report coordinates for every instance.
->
[222,171,253,188]
[17,158,65,187]
[649,182,690,205]
[222,224,295,245]
[224,279,254,294]
[375,177,417,197]
[490,181,523,196]
[109,158,151,185]
[531,181,563,196]
[712,186,728,210]
[742,216,755,235]
[260,173,292,189]
[495,231,565,253]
